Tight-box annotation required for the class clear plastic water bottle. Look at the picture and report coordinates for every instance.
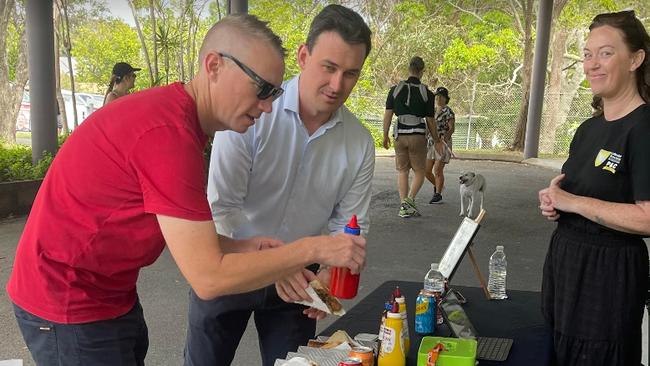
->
[488,245,508,299]
[423,263,446,324]
[423,263,445,295]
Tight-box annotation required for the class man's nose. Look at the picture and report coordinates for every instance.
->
[259,97,273,113]
[329,72,343,93]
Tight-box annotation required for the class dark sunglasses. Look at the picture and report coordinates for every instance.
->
[219,52,284,101]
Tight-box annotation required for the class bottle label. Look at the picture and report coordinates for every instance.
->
[400,326,408,346]
[400,311,409,338]
[381,327,395,353]
[415,301,429,314]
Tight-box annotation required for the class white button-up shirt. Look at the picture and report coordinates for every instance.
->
[208,75,375,242]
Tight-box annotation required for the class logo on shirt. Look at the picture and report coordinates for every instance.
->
[594,149,622,174]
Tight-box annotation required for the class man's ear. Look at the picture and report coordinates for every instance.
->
[297,44,310,71]
[204,52,223,81]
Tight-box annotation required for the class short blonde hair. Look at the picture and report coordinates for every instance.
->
[199,14,286,62]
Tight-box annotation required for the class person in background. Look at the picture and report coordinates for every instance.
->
[103,62,140,105]
[426,86,455,204]
[383,56,436,218]
[538,10,650,366]
[7,14,365,366]
[185,5,374,366]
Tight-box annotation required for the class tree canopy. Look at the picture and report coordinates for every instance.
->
[1,0,649,154]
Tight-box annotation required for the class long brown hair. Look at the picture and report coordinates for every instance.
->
[588,10,650,116]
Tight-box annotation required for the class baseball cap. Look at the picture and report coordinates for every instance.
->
[112,62,141,78]
[434,86,449,99]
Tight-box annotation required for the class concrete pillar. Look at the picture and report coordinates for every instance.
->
[26,0,58,163]
[228,0,248,14]
[523,0,553,159]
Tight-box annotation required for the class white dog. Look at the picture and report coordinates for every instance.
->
[459,172,486,219]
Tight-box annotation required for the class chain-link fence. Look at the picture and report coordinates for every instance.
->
[356,88,594,156]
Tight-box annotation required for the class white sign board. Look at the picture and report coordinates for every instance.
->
[438,217,480,279]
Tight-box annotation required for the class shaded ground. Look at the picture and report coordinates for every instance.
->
[1,157,644,365]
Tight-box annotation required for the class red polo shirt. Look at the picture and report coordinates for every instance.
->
[7,83,212,323]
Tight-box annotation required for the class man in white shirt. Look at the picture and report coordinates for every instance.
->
[183,5,375,366]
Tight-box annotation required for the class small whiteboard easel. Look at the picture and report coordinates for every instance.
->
[438,210,491,299]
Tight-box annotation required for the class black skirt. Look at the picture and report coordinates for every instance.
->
[541,219,648,366]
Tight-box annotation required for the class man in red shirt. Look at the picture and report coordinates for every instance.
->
[6,14,365,366]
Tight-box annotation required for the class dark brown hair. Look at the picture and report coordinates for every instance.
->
[588,10,650,116]
[306,4,372,58]
[103,74,122,105]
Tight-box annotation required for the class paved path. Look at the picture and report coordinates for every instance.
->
[1,157,646,365]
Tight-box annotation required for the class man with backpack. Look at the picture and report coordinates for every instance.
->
[383,56,436,217]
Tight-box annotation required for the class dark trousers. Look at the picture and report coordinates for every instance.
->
[13,301,149,366]
[184,285,316,366]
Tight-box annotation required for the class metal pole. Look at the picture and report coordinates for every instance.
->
[523,0,553,159]
[228,0,248,14]
[466,116,472,150]
[26,0,58,164]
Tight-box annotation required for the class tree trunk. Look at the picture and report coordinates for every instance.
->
[177,0,186,82]
[466,74,478,149]
[540,28,585,153]
[53,1,68,135]
[127,0,154,86]
[164,43,170,85]
[61,0,78,128]
[0,0,28,144]
[539,28,567,153]
[186,7,194,80]
[54,29,68,135]
[510,0,533,151]
[149,0,158,83]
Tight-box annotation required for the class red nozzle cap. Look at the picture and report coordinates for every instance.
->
[391,301,399,313]
[393,286,402,298]
[347,215,359,229]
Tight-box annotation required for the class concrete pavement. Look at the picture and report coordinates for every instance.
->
[1,157,646,365]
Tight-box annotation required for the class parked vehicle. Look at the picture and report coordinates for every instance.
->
[15,90,103,132]
[61,90,103,130]
[91,94,105,109]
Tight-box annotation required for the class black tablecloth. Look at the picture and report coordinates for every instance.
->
[320,280,552,366]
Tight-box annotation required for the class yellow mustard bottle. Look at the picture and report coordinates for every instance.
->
[378,302,406,366]
[395,293,410,351]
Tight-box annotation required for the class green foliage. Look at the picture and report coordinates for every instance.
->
[0,134,69,183]
[559,0,618,28]
[395,1,427,18]
[250,0,319,79]
[439,9,520,85]
[71,19,143,90]
[0,145,53,183]
[6,21,22,81]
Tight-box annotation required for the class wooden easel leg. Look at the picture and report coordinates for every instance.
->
[467,246,491,300]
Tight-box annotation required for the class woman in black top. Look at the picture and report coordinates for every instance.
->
[103,62,140,105]
[538,10,650,366]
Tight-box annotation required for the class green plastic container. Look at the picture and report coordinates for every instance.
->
[417,336,477,366]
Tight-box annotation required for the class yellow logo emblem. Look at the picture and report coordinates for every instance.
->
[594,149,611,167]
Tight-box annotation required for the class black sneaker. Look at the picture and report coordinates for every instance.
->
[429,193,443,204]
